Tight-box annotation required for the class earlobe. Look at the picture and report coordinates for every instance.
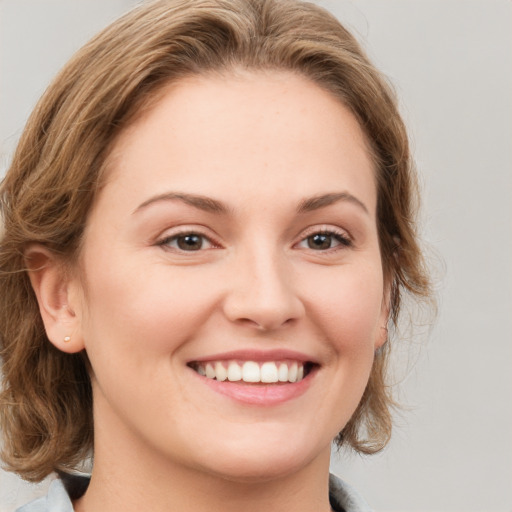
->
[25,244,85,354]
[376,325,388,350]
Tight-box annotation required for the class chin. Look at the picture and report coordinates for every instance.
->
[204,456,307,484]
[192,433,329,484]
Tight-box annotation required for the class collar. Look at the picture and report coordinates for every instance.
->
[16,473,372,512]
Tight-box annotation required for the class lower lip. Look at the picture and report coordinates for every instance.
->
[197,371,315,406]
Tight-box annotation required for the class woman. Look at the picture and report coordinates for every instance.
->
[0,0,431,511]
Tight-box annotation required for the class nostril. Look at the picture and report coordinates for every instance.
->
[234,314,299,332]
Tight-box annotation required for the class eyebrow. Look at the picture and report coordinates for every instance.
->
[133,190,368,216]
[297,192,369,215]
[133,192,230,215]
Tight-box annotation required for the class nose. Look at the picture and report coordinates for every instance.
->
[222,245,305,331]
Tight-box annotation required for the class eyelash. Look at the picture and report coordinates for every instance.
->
[156,228,352,253]
[297,228,352,251]
[156,229,219,252]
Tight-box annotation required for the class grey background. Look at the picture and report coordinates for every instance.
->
[1,1,511,511]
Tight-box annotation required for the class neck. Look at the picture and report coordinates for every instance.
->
[75,457,333,512]
[74,426,333,512]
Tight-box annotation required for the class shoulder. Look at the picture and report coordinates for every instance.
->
[15,474,89,512]
[15,479,71,512]
[329,473,373,512]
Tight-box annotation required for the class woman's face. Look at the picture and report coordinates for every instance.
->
[72,71,388,481]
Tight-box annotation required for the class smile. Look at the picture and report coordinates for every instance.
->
[189,360,314,384]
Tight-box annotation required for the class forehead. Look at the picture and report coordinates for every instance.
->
[100,70,377,214]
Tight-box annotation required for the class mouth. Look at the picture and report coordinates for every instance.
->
[187,359,316,384]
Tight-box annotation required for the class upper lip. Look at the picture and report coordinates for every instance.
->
[187,349,319,365]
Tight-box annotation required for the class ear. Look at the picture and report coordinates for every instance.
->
[375,281,392,350]
[25,244,85,354]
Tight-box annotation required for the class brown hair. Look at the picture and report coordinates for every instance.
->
[0,0,431,481]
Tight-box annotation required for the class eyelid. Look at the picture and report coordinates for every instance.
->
[153,224,352,252]
[294,225,353,250]
[155,226,222,250]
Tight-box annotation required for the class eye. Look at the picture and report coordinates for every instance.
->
[158,232,215,252]
[297,230,352,251]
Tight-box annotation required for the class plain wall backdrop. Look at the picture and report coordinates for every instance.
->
[1,1,511,511]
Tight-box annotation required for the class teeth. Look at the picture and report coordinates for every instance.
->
[214,361,227,382]
[278,363,288,382]
[288,362,298,383]
[205,363,216,379]
[260,362,278,383]
[227,361,242,381]
[195,360,308,383]
[242,361,260,382]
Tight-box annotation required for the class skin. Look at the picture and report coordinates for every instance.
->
[28,70,388,512]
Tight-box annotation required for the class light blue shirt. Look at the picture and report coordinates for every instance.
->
[16,473,373,512]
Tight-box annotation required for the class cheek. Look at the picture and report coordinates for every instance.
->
[79,257,219,358]
[304,262,385,353]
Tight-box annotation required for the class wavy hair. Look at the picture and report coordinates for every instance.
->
[0,0,432,481]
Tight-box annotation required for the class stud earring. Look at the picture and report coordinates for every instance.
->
[64,336,71,343]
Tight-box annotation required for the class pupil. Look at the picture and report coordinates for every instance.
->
[308,234,331,250]
[177,234,202,251]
